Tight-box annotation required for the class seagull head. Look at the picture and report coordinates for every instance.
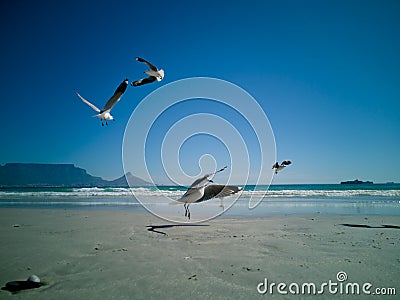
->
[157,69,165,81]
[190,174,214,189]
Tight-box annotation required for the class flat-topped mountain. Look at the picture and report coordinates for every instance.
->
[0,163,152,187]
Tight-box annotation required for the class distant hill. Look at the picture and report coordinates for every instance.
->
[0,163,152,188]
[108,172,153,187]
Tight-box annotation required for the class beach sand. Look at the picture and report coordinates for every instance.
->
[0,208,398,299]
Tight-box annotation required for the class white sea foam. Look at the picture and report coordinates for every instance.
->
[0,187,399,200]
[1,186,399,215]
[241,189,400,198]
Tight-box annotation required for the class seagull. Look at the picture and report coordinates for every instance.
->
[170,166,241,219]
[175,183,242,219]
[272,160,292,174]
[131,57,164,86]
[176,166,227,217]
[196,184,243,210]
[75,79,128,126]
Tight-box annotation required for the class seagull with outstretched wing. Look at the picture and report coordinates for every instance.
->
[272,160,292,174]
[131,57,164,86]
[196,184,243,209]
[170,166,242,219]
[75,78,129,126]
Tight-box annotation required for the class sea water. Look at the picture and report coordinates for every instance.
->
[0,184,399,216]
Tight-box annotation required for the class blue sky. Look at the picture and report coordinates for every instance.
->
[0,0,399,184]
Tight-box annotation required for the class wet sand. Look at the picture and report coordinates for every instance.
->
[0,208,399,299]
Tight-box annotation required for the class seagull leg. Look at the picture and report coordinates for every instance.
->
[184,203,187,217]
[102,122,104,126]
[187,205,191,220]
[220,199,224,210]
[106,121,108,126]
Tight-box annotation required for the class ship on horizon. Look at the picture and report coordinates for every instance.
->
[340,179,374,185]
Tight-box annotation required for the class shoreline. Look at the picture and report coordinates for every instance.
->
[0,208,399,299]
[1,199,399,218]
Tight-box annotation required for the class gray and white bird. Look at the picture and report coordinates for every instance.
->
[196,184,243,210]
[75,78,129,126]
[170,166,242,219]
[131,57,164,86]
[272,160,292,174]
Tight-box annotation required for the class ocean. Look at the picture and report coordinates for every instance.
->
[0,184,399,217]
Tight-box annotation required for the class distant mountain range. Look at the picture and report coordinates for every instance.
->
[0,163,153,188]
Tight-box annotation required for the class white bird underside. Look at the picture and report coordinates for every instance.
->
[174,186,206,204]
[197,185,243,203]
[275,165,286,173]
[145,69,164,81]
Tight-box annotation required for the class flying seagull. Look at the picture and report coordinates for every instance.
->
[175,183,242,220]
[171,166,227,219]
[170,166,241,219]
[131,57,164,86]
[272,160,292,174]
[75,79,128,126]
[196,184,243,210]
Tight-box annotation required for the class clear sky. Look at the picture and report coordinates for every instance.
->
[0,0,399,184]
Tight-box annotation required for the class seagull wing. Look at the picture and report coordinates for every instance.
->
[181,187,199,198]
[197,185,242,202]
[282,160,292,166]
[272,162,279,169]
[101,79,128,112]
[169,187,200,205]
[75,91,101,113]
[136,57,158,71]
[131,76,157,86]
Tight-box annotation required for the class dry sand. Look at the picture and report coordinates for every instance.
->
[0,208,399,299]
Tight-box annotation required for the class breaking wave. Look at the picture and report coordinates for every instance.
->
[0,186,399,199]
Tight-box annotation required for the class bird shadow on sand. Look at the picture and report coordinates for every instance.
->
[340,224,400,229]
[146,224,209,236]
[1,281,45,294]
